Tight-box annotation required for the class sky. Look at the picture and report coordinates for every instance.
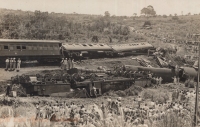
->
[0,0,200,16]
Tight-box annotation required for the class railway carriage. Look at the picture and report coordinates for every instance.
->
[61,43,114,58]
[0,39,155,63]
[61,42,155,59]
[0,39,62,62]
[110,42,155,56]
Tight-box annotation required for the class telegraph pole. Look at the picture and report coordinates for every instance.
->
[194,34,200,127]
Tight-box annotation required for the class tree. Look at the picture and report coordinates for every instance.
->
[172,16,179,20]
[104,11,110,17]
[133,13,137,17]
[174,13,177,16]
[141,5,156,16]
[163,15,167,18]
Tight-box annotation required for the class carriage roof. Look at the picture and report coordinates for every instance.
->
[62,43,112,51]
[110,42,154,52]
[0,39,61,44]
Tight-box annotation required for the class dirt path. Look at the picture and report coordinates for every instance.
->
[0,66,60,81]
[0,56,159,82]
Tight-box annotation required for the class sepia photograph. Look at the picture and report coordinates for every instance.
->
[0,0,200,126]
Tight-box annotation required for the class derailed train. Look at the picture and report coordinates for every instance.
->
[11,68,151,97]
[11,65,198,97]
[0,39,155,62]
[125,65,198,82]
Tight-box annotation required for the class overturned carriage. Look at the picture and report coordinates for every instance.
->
[12,68,150,97]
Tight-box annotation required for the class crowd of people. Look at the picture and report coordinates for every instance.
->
[30,87,195,127]
[33,97,149,127]
[60,58,75,70]
[5,57,21,72]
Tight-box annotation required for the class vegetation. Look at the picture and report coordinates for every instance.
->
[0,7,200,45]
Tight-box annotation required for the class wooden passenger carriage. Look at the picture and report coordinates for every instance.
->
[0,39,62,62]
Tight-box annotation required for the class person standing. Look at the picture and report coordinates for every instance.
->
[71,59,75,69]
[13,58,16,71]
[60,58,64,70]
[11,84,17,97]
[68,58,71,70]
[172,76,177,85]
[16,58,21,72]
[159,77,163,86]
[156,77,159,87]
[5,58,9,71]
[64,58,68,70]
[175,65,180,85]
[92,85,97,98]
[6,84,11,96]
[9,58,13,71]
[137,96,142,108]
[79,53,82,62]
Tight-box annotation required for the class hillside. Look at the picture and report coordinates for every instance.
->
[0,8,200,44]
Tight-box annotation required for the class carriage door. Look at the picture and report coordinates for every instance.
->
[40,85,46,96]
[95,82,102,95]
[9,44,15,56]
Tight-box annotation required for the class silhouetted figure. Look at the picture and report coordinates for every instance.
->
[6,84,11,96]
[5,58,9,71]
[92,35,98,42]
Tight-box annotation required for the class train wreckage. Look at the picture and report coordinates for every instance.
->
[10,62,198,97]
[0,39,155,62]
[11,67,151,97]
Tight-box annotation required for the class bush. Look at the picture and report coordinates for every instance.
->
[142,89,169,104]
[185,79,195,88]
[163,15,167,18]
[172,16,179,20]
[0,106,13,118]
[155,110,192,127]
[115,90,126,97]
[125,85,143,96]
[103,85,143,97]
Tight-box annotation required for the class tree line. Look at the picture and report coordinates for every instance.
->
[0,10,130,41]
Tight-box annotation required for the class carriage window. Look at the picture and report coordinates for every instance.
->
[82,44,87,46]
[48,45,53,50]
[89,44,93,46]
[43,45,47,50]
[16,46,21,50]
[33,45,37,50]
[27,45,32,50]
[0,45,2,50]
[100,44,104,46]
[38,45,43,50]
[53,45,59,50]
[22,46,26,50]
[4,46,8,49]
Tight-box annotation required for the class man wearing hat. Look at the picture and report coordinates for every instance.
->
[64,58,68,70]
[9,58,13,71]
[6,84,11,96]
[71,59,75,69]
[67,58,71,70]
[17,58,21,72]
[13,58,16,71]
[5,58,9,71]
[60,58,64,70]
